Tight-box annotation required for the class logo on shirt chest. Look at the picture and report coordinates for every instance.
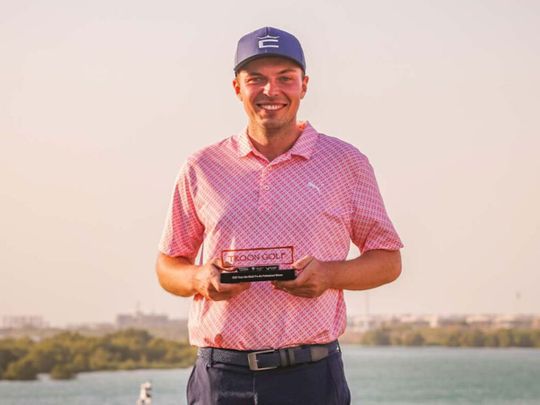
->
[307,181,321,194]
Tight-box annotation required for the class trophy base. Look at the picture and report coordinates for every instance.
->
[220,269,296,284]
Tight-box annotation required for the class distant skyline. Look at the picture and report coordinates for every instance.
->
[4,309,539,330]
[1,1,539,326]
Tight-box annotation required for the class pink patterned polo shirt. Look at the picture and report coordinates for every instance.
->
[159,122,403,350]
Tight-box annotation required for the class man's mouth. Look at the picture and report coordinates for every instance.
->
[257,103,287,111]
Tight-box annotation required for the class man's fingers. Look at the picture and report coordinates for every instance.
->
[272,263,311,291]
[199,257,251,300]
[210,257,226,270]
[292,255,313,270]
[272,278,298,290]
[273,284,311,298]
[215,280,248,292]
[209,282,251,300]
[227,282,251,293]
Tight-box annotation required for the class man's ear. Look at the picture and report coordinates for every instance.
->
[232,78,242,101]
[300,75,309,99]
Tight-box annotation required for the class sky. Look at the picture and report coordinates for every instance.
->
[1,0,539,327]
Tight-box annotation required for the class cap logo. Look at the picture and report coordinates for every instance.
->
[258,34,279,49]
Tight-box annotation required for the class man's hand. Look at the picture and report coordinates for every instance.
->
[157,250,400,299]
[272,255,330,298]
[270,250,402,297]
[193,258,251,301]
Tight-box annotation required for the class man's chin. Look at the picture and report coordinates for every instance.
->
[257,118,294,131]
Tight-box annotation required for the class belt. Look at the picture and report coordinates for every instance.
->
[198,341,339,372]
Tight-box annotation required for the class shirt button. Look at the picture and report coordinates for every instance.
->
[263,185,270,191]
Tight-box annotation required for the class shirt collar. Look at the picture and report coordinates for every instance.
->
[234,121,319,160]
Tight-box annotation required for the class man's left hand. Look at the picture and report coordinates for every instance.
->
[272,255,330,298]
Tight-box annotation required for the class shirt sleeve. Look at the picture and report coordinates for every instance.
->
[350,157,403,253]
[158,161,205,259]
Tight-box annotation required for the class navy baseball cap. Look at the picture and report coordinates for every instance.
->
[234,27,306,74]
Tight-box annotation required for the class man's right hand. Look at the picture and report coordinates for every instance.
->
[156,253,251,300]
[193,258,251,301]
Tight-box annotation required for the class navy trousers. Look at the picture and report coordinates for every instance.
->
[186,349,351,405]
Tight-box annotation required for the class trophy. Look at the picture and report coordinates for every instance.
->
[219,246,297,283]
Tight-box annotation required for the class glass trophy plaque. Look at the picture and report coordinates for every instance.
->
[219,246,297,283]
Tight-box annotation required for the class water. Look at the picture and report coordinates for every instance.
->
[345,347,540,404]
[1,346,539,404]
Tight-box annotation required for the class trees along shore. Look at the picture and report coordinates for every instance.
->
[345,326,540,347]
[0,329,196,381]
[1,327,540,381]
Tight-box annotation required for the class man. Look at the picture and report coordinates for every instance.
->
[156,27,403,405]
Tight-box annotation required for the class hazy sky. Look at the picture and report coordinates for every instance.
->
[1,1,539,326]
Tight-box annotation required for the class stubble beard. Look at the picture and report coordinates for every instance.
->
[253,114,297,139]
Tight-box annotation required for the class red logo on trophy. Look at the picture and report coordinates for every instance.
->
[220,246,296,283]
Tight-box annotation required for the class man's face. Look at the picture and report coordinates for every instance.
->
[233,57,309,132]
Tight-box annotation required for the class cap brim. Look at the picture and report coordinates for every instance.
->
[234,54,305,74]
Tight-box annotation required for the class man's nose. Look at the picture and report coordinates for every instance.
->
[262,80,279,96]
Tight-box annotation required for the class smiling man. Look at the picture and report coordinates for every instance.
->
[156,27,403,405]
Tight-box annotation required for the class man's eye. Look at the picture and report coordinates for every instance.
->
[247,77,262,84]
[280,77,293,83]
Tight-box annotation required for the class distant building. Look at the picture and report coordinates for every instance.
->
[2,315,47,329]
[114,311,188,341]
[346,313,538,331]
[493,314,534,329]
[465,314,493,328]
[396,314,430,328]
[347,315,377,332]
[429,314,466,328]
[116,311,171,329]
